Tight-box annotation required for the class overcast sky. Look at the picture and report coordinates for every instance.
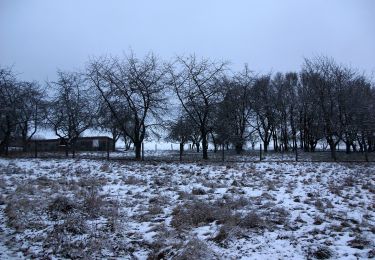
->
[1,0,374,82]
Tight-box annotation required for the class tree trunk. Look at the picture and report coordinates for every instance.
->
[112,139,116,152]
[273,133,278,152]
[292,135,297,151]
[202,132,208,160]
[134,141,142,160]
[72,141,76,158]
[263,140,269,153]
[345,142,351,154]
[22,135,28,153]
[211,133,217,153]
[283,139,288,152]
[179,142,183,161]
[309,139,318,152]
[362,133,368,162]
[328,140,337,161]
[235,143,243,154]
[351,143,357,152]
[368,136,373,152]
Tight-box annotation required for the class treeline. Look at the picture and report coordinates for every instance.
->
[1,53,374,160]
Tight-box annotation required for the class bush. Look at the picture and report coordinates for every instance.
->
[45,225,88,259]
[213,223,242,244]
[47,196,76,220]
[192,187,206,195]
[307,246,333,259]
[175,238,217,260]
[240,211,265,229]
[265,207,290,227]
[123,175,147,185]
[5,197,32,231]
[347,235,371,249]
[83,190,105,218]
[171,200,234,229]
[53,213,87,235]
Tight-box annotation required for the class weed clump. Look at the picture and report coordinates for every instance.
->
[307,246,333,259]
[171,200,234,229]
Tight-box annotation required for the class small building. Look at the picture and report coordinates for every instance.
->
[27,136,114,152]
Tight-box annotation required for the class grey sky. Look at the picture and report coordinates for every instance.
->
[1,0,374,82]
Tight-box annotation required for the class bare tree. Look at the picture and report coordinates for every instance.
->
[301,56,357,160]
[17,81,46,152]
[214,66,255,153]
[95,98,133,151]
[168,55,227,159]
[0,67,19,155]
[86,52,168,159]
[272,72,299,152]
[47,71,95,157]
[251,75,276,152]
[347,76,374,158]
[167,113,194,159]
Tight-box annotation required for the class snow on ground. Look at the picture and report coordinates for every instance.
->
[0,158,374,259]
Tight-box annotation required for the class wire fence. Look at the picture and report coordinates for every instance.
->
[2,148,375,163]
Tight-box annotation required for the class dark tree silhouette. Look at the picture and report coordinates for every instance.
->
[168,55,227,159]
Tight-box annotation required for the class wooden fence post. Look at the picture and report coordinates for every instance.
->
[34,140,38,158]
[179,143,183,162]
[106,139,110,160]
[222,144,225,162]
[142,142,145,161]
[295,147,298,162]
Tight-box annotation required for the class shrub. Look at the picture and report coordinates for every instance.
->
[148,204,164,215]
[213,225,230,243]
[191,187,206,195]
[99,163,111,172]
[175,238,217,260]
[123,175,147,185]
[265,207,290,227]
[347,235,371,249]
[56,213,87,235]
[35,176,54,187]
[45,225,88,259]
[216,195,249,210]
[47,196,75,220]
[307,246,333,259]
[313,215,324,225]
[5,194,43,232]
[83,190,105,218]
[239,211,265,229]
[171,200,234,229]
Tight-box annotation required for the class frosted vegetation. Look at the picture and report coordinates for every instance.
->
[0,158,374,259]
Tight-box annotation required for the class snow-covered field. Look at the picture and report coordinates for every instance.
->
[0,158,374,259]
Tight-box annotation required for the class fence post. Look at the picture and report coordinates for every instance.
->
[222,144,225,162]
[295,147,298,162]
[142,142,145,161]
[179,143,183,162]
[34,140,38,158]
[106,139,110,160]
[259,144,262,161]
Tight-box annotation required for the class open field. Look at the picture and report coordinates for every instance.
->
[0,158,374,259]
